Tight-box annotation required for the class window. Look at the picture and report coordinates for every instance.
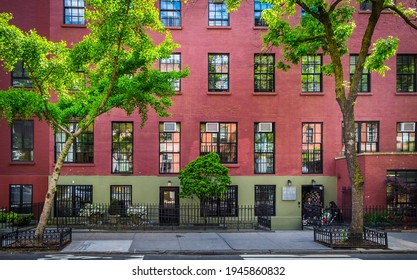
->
[10,185,32,214]
[342,121,379,153]
[397,122,416,152]
[64,0,85,25]
[112,122,133,174]
[208,54,229,92]
[254,54,275,92]
[160,0,181,27]
[12,61,32,88]
[208,0,229,26]
[360,0,372,11]
[302,55,322,92]
[204,185,238,217]
[55,122,94,163]
[11,120,34,162]
[302,123,323,174]
[160,53,181,92]
[255,185,276,216]
[159,122,181,173]
[200,122,237,164]
[397,55,416,92]
[386,170,417,215]
[55,185,92,217]
[254,0,272,26]
[350,54,370,92]
[110,185,132,212]
[254,122,275,174]
[358,121,379,152]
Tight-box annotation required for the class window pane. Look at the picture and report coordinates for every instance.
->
[200,122,237,164]
[12,120,34,161]
[112,122,133,173]
[160,54,181,91]
[208,0,229,26]
[302,123,322,174]
[64,0,85,24]
[397,55,416,92]
[301,55,322,92]
[159,122,181,173]
[160,0,181,26]
[54,122,94,163]
[208,54,229,92]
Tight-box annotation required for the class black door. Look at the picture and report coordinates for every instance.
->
[302,185,324,226]
[159,187,180,226]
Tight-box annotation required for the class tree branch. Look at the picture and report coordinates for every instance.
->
[329,0,343,14]
[385,4,417,30]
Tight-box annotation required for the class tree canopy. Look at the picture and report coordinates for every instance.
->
[0,0,188,130]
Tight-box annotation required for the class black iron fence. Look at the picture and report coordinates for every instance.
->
[314,226,388,249]
[2,203,416,231]
[0,203,259,231]
[0,228,72,250]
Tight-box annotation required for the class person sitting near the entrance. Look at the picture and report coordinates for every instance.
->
[326,201,342,223]
[303,197,314,219]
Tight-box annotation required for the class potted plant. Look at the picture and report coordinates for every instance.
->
[79,203,103,224]
[127,205,147,225]
[107,199,125,224]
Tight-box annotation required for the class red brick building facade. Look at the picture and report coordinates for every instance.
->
[0,1,416,229]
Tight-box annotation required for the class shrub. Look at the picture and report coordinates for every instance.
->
[0,211,34,227]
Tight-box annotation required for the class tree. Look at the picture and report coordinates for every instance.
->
[179,152,232,210]
[0,0,188,238]
[227,0,417,237]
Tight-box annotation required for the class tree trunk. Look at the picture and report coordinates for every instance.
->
[341,104,364,236]
[34,134,76,238]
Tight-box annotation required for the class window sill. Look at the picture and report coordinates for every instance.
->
[207,26,231,30]
[396,92,417,96]
[357,92,373,96]
[224,163,240,168]
[10,161,35,166]
[253,26,268,30]
[300,92,325,96]
[165,26,183,30]
[253,92,277,96]
[61,24,87,28]
[61,163,95,167]
[207,91,231,95]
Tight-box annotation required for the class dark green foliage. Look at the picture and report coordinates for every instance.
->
[179,153,232,201]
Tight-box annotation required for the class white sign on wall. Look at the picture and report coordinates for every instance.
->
[282,186,297,201]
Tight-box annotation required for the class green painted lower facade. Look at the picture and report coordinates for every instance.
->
[55,175,337,230]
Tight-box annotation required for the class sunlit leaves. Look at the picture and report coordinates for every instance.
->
[0,0,188,129]
[365,36,399,76]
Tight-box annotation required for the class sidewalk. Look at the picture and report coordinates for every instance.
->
[61,230,417,255]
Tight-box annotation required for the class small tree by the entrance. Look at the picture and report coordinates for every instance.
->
[178,152,231,222]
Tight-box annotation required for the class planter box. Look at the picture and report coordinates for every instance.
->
[314,226,388,249]
[0,228,72,250]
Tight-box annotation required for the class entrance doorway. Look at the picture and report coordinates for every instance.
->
[159,187,180,226]
[301,185,324,226]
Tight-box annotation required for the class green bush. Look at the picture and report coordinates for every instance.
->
[0,211,34,227]
[364,210,399,228]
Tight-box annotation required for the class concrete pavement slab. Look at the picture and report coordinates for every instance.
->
[62,240,132,253]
